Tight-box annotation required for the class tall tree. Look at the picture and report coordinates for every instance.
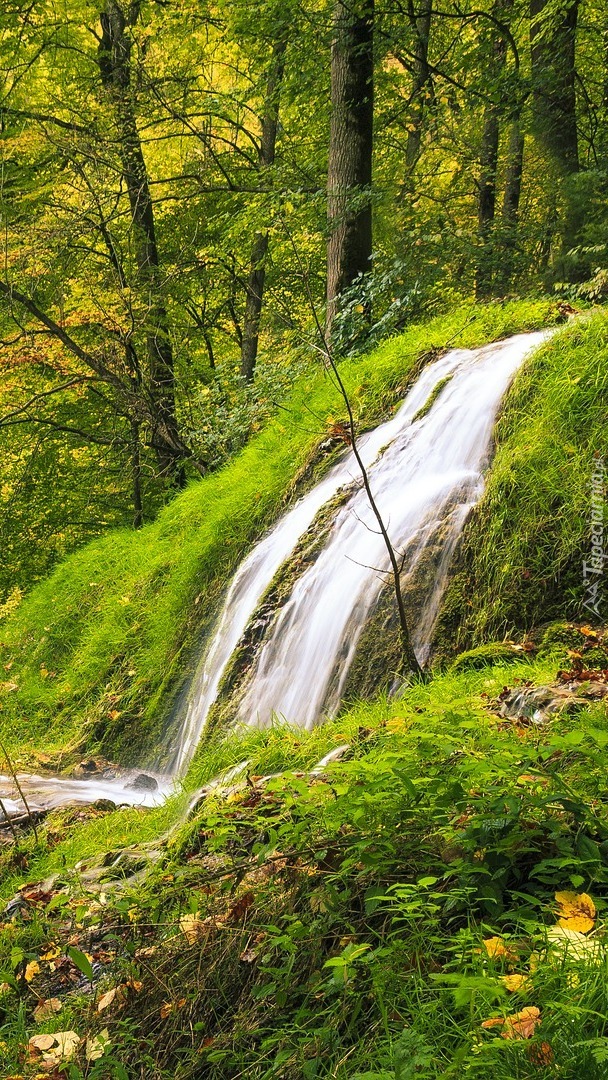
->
[98,0,185,484]
[240,34,288,382]
[403,0,433,179]
[475,0,512,297]
[326,0,374,336]
[530,0,580,253]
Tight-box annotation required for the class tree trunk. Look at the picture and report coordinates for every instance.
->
[326,0,374,337]
[530,0,579,175]
[240,36,287,383]
[99,0,185,486]
[404,0,433,178]
[530,0,580,255]
[476,110,500,297]
[130,418,143,528]
[475,0,510,298]
[498,117,524,289]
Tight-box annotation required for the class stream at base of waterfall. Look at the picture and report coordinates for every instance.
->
[0,330,552,820]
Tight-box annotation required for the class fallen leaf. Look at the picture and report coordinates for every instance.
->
[51,1031,81,1060]
[527,1041,554,1066]
[86,1028,110,1062]
[501,974,530,992]
[29,1034,57,1053]
[482,1006,541,1040]
[97,987,117,1012]
[546,925,604,963]
[125,978,143,992]
[33,998,62,1023]
[160,997,186,1019]
[180,912,207,945]
[29,1030,81,1066]
[24,961,41,983]
[40,946,61,963]
[483,936,518,963]
[555,891,596,934]
[227,892,254,921]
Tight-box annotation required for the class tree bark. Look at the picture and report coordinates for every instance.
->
[475,0,510,298]
[530,0,581,260]
[240,36,287,383]
[498,116,524,289]
[326,0,374,337]
[404,0,433,177]
[530,0,579,176]
[99,0,185,485]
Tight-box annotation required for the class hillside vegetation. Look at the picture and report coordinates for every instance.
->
[2,633,608,1079]
[0,299,561,767]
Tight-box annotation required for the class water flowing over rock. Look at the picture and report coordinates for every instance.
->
[171,330,550,769]
[0,329,551,815]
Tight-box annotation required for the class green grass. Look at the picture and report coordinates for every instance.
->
[0,298,558,765]
[2,646,608,1078]
[437,308,608,651]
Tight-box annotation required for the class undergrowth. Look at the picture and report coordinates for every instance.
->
[0,299,558,764]
[437,308,608,651]
[2,646,608,1078]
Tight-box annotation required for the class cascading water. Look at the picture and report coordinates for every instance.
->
[0,329,551,817]
[171,329,550,761]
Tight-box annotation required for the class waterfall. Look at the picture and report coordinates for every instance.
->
[0,329,550,816]
[170,330,550,771]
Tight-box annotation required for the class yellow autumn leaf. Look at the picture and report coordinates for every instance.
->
[33,998,62,1023]
[559,914,595,933]
[483,936,518,962]
[555,890,596,934]
[501,974,530,992]
[160,997,186,1019]
[180,912,206,945]
[24,961,41,983]
[40,945,61,962]
[86,1029,110,1062]
[386,716,409,734]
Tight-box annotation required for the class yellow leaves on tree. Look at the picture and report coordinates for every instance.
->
[555,891,596,934]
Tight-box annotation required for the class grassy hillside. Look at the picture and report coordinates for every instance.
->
[0,299,558,766]
[437,310,608,652]
[2,638,608,1078]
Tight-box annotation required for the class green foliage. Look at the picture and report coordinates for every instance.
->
[0,300,557,764]
[450,642,526,672]
[3,654,608,1077]
[437,310,608,648]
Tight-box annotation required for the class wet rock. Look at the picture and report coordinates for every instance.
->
[4,891,29,917]
[92,799,117,812]
[73,759,100,777]
[311,744,351,773]
[498,682,608,725]
[127,773,158,792]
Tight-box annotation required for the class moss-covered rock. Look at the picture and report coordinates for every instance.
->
[450,642,525,673]
[538,622,588,654]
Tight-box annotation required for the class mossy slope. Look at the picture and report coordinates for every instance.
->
[435,310,608,654]
[0,300,558,764]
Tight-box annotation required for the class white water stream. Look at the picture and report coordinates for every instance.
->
[0,330,550,820]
